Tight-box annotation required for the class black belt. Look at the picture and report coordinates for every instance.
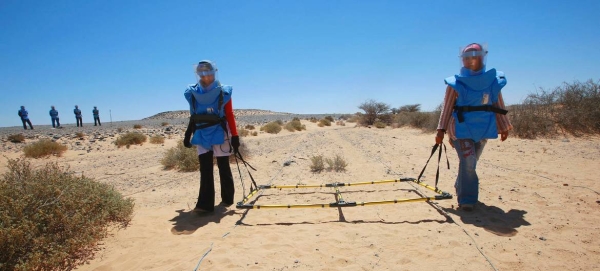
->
[453,105,508,123]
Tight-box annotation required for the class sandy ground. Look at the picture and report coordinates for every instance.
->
[1,120,599,271]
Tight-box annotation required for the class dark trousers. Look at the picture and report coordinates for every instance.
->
[195,151,235,211]
[76,117,83,127]
[94,117,101,126]
[51,118,60,128]
[21,118,33,130]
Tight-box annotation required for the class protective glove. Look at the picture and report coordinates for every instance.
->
[231,136,240,154]
[183,120,194,148]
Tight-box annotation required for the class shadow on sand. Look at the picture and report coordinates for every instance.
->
[169,206,238,235]
[444,202,530,237]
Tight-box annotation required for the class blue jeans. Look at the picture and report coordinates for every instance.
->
[51,118,60,128]
[452,139,487,205]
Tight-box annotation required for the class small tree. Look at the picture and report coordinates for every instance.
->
[398,104,421,113]
[358,99,391,126]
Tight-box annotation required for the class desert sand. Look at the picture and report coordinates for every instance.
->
[1,113,599,271]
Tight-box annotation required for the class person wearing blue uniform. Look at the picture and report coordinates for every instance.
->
[93,106,101,126]
[74,105,83,127]
[18,106,34,130]
[436,43,512,211]
[183,60,240,213]
[49,106,61,128]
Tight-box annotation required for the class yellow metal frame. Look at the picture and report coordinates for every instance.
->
[236,177,452,209]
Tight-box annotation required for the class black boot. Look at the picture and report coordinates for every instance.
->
[216,156,235,206]
[195,151,215,212]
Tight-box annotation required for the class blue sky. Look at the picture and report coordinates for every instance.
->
[1,0,599,127]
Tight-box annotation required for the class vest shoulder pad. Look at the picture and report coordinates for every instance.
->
[220,85,233,96]
[496,71,507,88]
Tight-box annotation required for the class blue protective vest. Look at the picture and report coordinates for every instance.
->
[93,109,99,117]
[74,109,82,117]
[445,68,507,142]
[49,109,59,119]
[19,109,29,120]
[184,81,232,149]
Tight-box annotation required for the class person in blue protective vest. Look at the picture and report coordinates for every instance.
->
[74,105,83,127]
[436,43,513,212]
[49,106,61,128]
[18,106,34,130]
[92,106,101,126]
[183,60,240,213]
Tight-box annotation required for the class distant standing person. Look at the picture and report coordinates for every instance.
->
[93,106,101,126]
[18,106,34,130]
[183,60,240,213]
[49,106,61,128]
[74,105,83,127]
[435,43,512,212]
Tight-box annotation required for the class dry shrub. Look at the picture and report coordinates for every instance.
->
[149,135,165,144]
[161,122,169,126]
[115,132,147,148]
[336,121,346,126]
[75,132,85,138]
[310,155,325,172]
[244,124,255,130]
[133,124,142,129]
[116,127,123,133]
[510,79,600,138]
[374,121,386,128]
[347,114,360,123]
[284,119,306,132]
[260,121,282,134]
[309,117,318,123]
[392,109,440,133]
[8,134,25,143]
[325,154,348,172]
[23,139,68,158]
[239,128,250,137]
[252,131,258,136]
[324,116,334,122]
[161,142,199,171]
[318,119,331,127]
[0,159,134,271]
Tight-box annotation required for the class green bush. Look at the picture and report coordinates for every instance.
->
[310,155,325,172]
[23,139,68,158]
[161,142,199,171]
[8,134,25,143]
[284,119,306,132]
[260,121,282,134]
[0,159,134,271]
[149,135,165,144]
[115,132,147,148]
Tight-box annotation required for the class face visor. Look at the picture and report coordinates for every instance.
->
[195,60,218,85]
[459,43,488,72]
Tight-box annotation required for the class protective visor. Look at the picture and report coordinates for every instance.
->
[196,70,216,77]
[460,50,487,58]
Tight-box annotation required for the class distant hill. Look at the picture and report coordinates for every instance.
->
[143,109,292,120]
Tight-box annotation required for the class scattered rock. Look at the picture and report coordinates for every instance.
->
[539,236,547,241]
